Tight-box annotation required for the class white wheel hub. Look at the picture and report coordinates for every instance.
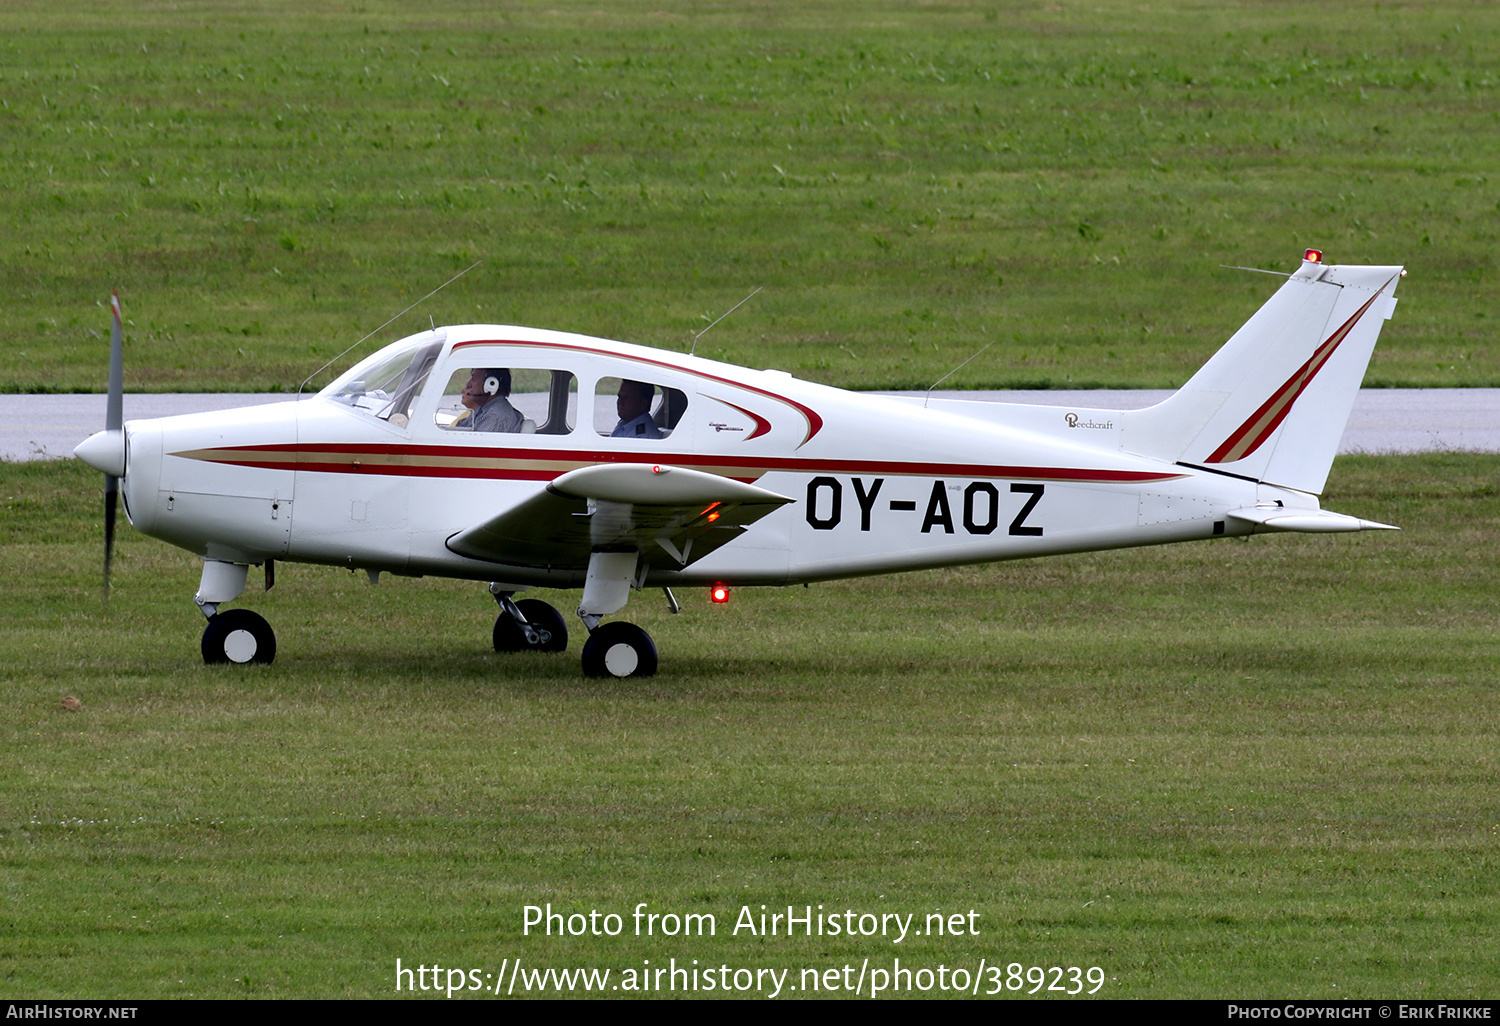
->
[603,642,639,676]
[223,629,258,663]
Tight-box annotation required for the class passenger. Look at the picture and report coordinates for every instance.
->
[610,379,663,439]
[455,368,524,432]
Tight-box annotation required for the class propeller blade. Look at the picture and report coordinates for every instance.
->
[107,292,123,431]
[104,475,117,603]
[102,291,124,603]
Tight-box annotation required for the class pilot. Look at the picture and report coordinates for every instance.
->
[455,368,523,432]
[610,379,663,439]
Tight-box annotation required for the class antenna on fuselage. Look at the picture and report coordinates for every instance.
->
[297,259,483,397]
[923,340,994,408]
[1219,264,1292,278]
[690,286,762,357]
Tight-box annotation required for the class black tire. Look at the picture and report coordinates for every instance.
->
[202,609,276,665]
[493,599,569,653]
[580,621,657,678]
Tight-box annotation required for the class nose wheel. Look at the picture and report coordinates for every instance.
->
[581,621,657,678]
[202,609,277,665]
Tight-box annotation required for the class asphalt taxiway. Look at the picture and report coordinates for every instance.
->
[2,389,1496,462]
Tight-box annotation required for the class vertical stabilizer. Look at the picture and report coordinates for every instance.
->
[1119,253,1403,495]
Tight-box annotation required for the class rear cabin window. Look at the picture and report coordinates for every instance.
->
[436,367,577,435]
[594,377,688,440]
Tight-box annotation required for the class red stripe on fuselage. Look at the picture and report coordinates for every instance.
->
[174,441,1185,485]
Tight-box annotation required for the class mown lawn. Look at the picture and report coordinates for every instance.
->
[1,454,1495,998]
[2,0,1496,393]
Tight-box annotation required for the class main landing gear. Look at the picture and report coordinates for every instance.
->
[572,550,662,679]
[489,602,658,678]
[489,547,666,678]
[489,586,657,677]
[580,621,658,678]
[492,594,569,653]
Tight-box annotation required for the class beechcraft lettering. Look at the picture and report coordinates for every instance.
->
[75,250,1405,677]
[804,477,1047,537]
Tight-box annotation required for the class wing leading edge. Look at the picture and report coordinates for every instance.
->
[445,463,794,570]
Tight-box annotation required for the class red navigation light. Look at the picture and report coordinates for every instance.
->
[710,585,730,604]
[1304,249,1323,263]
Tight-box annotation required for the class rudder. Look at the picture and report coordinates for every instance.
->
[1119,252,1403,495]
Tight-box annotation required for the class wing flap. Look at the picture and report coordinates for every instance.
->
[446,463,794,569]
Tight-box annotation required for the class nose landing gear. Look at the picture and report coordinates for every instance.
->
[202,608,277,665]
[195,559,276,665]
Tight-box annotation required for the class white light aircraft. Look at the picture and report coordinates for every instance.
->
[75,250,1403,677]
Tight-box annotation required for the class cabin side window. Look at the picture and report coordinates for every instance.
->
[594,377,688,440]
[436,367,577,435]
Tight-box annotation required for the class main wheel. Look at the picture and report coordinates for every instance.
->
[493,599,569,653]
[580,621,657,678]
[202,609,276,665]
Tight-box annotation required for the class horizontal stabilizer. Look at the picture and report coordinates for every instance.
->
[1226,506,1399,534]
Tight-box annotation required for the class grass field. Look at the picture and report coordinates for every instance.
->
[4,0,1497,1003]
[2,454,1496,998]
[2,0,1497,392]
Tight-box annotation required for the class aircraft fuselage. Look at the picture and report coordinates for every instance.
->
[118,327,1276,590]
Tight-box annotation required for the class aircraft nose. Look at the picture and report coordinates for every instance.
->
[75,429,127,477]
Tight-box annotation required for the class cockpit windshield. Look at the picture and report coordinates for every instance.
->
[322,333,444,428]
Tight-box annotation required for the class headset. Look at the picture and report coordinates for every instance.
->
[469,368,509,398]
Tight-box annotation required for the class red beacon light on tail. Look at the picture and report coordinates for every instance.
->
[1304,249,1323,263]
[710,585,730,604]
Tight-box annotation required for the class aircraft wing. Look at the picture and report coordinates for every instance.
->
[446,463,795,569]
